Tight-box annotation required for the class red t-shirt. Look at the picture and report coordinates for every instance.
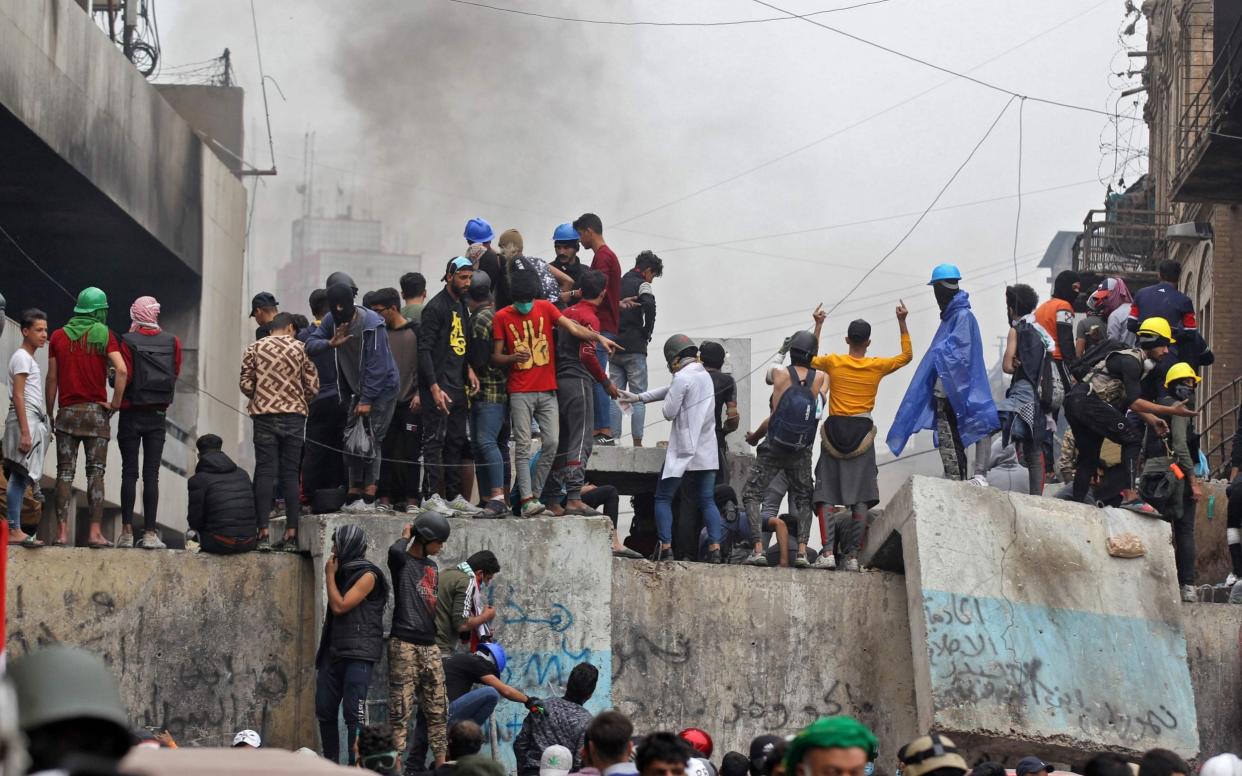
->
[591,244,622,334]
[48,328,121,407]
[493,300,563,393]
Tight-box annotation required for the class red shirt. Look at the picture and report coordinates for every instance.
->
[120,330,184,409]
[493,300,563,393]
[591,244,622,334]
[48,328,121,408]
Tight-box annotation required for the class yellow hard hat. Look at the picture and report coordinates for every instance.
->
[1164,362,1201,387]
[1137,317,1173,342]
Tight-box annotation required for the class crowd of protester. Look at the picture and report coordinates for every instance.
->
[3,217,1242,593]
[2,639,1235,776]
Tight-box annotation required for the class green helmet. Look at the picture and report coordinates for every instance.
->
[663,334,697,365]
[73,286,109,315]
[8,645,129,734]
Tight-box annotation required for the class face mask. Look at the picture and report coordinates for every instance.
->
[514,301,534,315]
[1172,384,1196,404]
[934,283,957,312]
[333,304,355,325]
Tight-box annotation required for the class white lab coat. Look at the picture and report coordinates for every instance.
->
[641,362,719,479]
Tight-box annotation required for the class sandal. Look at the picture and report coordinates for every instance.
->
[21,535,44,548]
[87,538,114,549]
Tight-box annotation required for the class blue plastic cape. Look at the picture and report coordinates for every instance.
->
[886,291,1000,456]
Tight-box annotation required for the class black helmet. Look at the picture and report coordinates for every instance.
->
[788,330,818,358]
[413,510,452,543]
[663,334,697,365]
[468,269,492,302]
[326,271,358,294]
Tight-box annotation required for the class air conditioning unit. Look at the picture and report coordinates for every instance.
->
[1166,221,1214,243]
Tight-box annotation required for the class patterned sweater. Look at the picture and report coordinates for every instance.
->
[239,334,319,416]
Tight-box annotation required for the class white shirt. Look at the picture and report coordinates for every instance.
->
[1107,303,1137,347]
[649,362,718,479]
[8,348,42,413]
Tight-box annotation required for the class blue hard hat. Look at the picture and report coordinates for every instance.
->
[479,642,506,675]
[928,263,962,285]
[465,218,495,243]
[553,223,578,243]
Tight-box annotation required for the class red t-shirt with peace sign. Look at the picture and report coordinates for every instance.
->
[493,300,563,393]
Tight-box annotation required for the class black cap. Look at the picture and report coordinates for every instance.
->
[847,319,871,343]
[249,292,278,317]
[1016,758,1051,776]
[749,735,783,776]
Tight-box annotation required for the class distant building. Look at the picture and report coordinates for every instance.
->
[276,215,422,315]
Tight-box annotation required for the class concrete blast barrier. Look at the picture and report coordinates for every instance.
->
[611,560,919,769]
[863,476,1199,760]
[5,548,316,748]
[298,513,614,771]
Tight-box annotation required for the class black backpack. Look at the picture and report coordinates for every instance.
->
[1069,337,1128,382]
[121,331,177,406]
[767,365,818,453]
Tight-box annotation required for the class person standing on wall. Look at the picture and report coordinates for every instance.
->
[401,272,429,324]
[316,524,389,765]
[300,288,347,506]
[239,312,319,551]
[573,213,622,446]
[367,288,422,514]
[250,291,280,340]
[5,308,50,548]
[417,257,483,516]
[464,271,511,518]
[116,295,181,550]
[611,251,662,448]
[619,335,723,562]
[47,287,127,548]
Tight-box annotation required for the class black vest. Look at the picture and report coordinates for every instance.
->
[330,569,386,662]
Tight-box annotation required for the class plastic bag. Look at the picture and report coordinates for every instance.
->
[1102,507,1146,558]
[343,413,375,467]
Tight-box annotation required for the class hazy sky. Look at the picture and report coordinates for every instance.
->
[157,0,1147,444]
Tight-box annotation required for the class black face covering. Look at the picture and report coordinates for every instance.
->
[327,283,355,325]
[934,282,958,313]
[1171,384,1196,405]
[1052,270,1080,303]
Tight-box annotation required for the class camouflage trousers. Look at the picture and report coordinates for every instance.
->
[742,443,814,544]
[935,396,967,481]
[55,404,112,525]
[389,640,448,764]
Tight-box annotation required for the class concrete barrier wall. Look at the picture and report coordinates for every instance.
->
[611,561,919,769]
[1193,481,1231,587]
[5,548,316,748]
[1183,605,1242,759]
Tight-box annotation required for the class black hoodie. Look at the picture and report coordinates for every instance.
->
[187,450,257,538]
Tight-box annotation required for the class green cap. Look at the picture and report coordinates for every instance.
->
[73,287,108,314]
[785,716,879,772]
[8,645,130,733]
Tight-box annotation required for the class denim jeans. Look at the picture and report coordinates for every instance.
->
[6,470,29,531]
[510,391,559,503]
[118,408,167,532]
[315,658,373,764]
[471,400,509,497]
[253,413,306,531]
[410,686,499,769]
[609,352,648,441]
[655,470,721,546]
[592,337,614,433]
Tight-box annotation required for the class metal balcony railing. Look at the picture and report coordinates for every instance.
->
[1073,209,1174,276]
[1175,7,1242,178]
[1200,374,1242,479]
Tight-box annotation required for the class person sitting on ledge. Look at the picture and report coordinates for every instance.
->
[187,434,258,554]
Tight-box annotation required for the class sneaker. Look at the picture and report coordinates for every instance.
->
[139,531,167,550]
[343,499,369,514]
[274,538,301,554]
[372,502,393,514]
[422,494,452,514]
[478,500,509,519]
[1226,573,1238,587]
[1181,584,1198,603]
[447,495,483,515]
[405,502,424,515]
[520,499,546,518]
[794,554,810,569]
[843,557,861,572]
[256,535,272,552]
[654,546,673,561]
[706,548,722,564]
[812,553,837,570]
[742,551,768,567]
[116,531,135,549]
[612,546,643,559]
[594,434,616,446]
[1118,499,1160,516]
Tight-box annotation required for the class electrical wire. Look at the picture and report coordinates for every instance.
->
[1012,98,1024,283]
[750,0,1134,120]
[613,0,1113,228]
[442,0,892,27]
[249,0,278,171]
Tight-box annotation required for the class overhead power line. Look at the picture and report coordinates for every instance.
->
[443,0,892,27]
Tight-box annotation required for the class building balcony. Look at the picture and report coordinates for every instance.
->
[1072,208,1173,290]
[1172,3,1242,202]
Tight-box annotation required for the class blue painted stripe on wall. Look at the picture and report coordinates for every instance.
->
[922,589,1198,752]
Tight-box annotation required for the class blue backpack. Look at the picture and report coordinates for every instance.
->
[767,365,818,453]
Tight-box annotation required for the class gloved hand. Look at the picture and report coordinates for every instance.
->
[524,697,545,716]
[617,389,643,414]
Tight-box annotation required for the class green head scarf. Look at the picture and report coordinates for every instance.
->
[62,307,110,354]
[785,716,879,772]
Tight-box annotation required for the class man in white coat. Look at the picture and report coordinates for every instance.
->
[619,334,723,562]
